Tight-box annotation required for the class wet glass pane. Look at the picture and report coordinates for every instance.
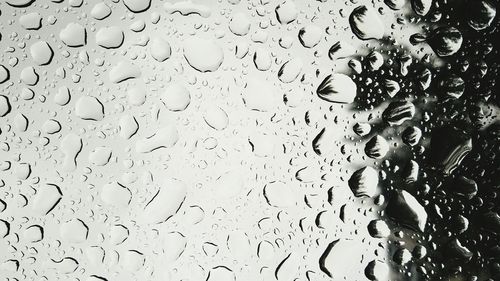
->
[0,0,498,280]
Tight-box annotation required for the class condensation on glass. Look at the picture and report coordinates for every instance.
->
[0,0,498,280]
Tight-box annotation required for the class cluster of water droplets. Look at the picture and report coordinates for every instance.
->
[0,0,498,280]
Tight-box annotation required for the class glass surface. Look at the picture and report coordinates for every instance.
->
[0,0,498,280]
